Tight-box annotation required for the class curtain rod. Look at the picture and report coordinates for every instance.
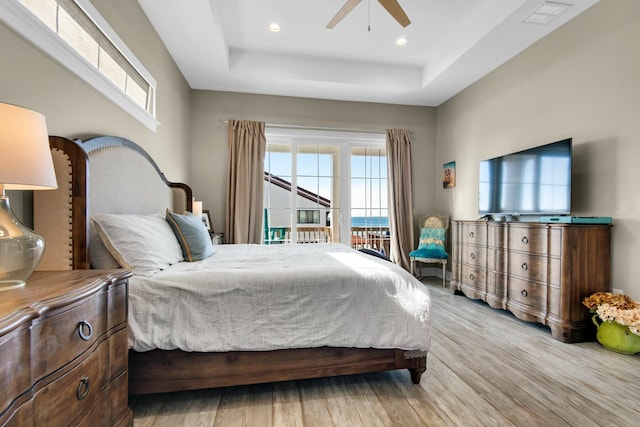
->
[219,120,387,135]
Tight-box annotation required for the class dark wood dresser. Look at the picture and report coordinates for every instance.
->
[450,220,612,342]
[0,270,133,426]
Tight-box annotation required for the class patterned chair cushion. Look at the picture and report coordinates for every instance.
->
[410,227,448,259]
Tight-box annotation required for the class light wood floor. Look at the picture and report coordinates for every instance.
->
[130,279,640,426]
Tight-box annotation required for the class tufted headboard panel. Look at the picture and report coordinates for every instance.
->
[34,136,88,270]
[34,135,192,270]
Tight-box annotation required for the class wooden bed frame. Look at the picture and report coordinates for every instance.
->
[35,135,427,395]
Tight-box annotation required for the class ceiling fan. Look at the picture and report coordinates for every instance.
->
[327,0,411,29]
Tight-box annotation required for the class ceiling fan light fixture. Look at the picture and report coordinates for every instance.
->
[269,22,281,32]
[327,0,410,29]
[395,37,408,46]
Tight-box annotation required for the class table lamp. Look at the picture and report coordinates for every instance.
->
[0,102,57,290]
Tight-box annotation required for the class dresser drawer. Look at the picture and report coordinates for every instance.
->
[109,370,131,426]
[460,264,486,289]
[76,388,109,427]
[31,291,108,379]
[487,270,506,298]
[460,223,487,245]
[109,328,128,379]
[108,282,127,331]
[508,226,548,254]
[547,285,561,317]
[487,223,505,248]
[34,340,108,427]
[459,244,487,267]
[507,276,548,311]
[2,400,33,427]
[0,327,31,416]
[507,251,549,283]
[487,248,506,272]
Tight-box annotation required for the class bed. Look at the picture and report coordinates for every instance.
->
[34,135,430,395]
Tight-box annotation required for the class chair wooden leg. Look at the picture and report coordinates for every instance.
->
[442,263,446,287]
[412,260,421,279]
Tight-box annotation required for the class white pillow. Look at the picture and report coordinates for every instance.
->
[89,219,121,269]
[92,213,183,276]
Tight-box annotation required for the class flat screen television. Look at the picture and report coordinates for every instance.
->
[479,138,572,216]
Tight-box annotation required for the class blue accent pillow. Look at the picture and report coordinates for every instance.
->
[166,209,215,262]
[410,227,447,259]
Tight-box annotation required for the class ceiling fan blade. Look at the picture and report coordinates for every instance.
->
[327,0,362,29]
[378,0,411,27]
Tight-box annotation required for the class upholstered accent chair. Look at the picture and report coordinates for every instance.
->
[410,214,449,286]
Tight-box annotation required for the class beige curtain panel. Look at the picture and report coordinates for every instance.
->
[386,129,415,271]
[225,120,266,244]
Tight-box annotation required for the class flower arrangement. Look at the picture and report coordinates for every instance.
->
[583,292,640,336]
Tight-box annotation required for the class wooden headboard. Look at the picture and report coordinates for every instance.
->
[34,135,192,271]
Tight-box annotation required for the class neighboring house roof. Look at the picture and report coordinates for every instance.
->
[264,172,331,208]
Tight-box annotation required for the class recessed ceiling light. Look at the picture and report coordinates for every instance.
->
[395,37,408,46]
[269,23,281,32]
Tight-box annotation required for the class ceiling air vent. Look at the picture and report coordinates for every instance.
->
[523,1,572,25]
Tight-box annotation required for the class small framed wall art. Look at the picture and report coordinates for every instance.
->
[201,210,213,231]
[443,161,456,188]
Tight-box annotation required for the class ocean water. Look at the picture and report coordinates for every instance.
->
[350,216,389,227]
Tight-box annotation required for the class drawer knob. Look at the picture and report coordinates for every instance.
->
[469,274,475,281]
[470,252,476,259]
[469,231,475,238]
[521,289,528,297]
[521,263,528,271]
[77,320,93,341]
[77,377,90,400]
[521,236,529,244]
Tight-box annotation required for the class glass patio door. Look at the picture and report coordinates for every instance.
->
[264,131,341,245]
[350,146,389,254]
[264,128,386,248]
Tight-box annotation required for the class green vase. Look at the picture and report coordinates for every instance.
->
[592,315,640,354]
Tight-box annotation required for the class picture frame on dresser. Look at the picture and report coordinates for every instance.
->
[201,209,213,231]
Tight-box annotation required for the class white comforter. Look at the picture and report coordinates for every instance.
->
[128,243,431,353]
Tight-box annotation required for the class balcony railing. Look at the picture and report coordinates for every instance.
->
[265,226,390,255]
[350,226,390,256]
[265,226,332,245]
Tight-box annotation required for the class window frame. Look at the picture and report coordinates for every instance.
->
[264,127,386,245]
[0,0,158,131]
[297,209,321,225]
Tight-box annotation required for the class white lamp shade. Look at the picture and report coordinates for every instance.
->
[1,102,55,288]
[0,102,57,190]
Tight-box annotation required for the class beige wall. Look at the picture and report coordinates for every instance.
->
[435,0,640,297]
[190,91,436,235]
[0,0,192,223]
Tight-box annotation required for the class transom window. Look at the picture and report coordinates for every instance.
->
[0,0,157,130]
